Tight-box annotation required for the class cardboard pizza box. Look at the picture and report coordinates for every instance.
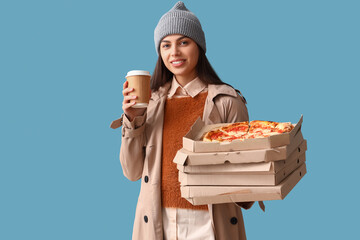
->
[178,153,306,186]
[182,115,303,153]
[180,163,306,205]
[175,131,305,168]
[176,141,307,174]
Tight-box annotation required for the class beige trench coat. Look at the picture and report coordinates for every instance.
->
[116,82,255,240]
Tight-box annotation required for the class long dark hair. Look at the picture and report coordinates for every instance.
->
[150,46,229,91]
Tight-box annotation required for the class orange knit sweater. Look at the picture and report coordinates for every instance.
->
[161,92,208,210]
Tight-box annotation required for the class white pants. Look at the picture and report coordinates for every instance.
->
[162,207,216,240]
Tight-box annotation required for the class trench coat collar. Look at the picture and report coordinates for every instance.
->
[151,82,172,101]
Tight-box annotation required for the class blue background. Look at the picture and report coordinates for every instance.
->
[1,0,359,239]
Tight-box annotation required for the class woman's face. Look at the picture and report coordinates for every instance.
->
[160,34,199,83]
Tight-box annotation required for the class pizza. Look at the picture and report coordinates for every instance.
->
[202,120,294,142]
[202,128,231,142]
[219,121,249,137]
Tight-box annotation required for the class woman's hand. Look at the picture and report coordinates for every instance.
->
[122,81,146,122]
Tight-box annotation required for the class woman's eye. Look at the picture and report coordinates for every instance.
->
[180,41,188,45]
[162,44,170,48]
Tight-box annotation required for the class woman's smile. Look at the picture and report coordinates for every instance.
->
[170,59,186,67]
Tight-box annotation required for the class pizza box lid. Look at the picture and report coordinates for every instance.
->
[180,163,306,205]
[182,115,303,153]
[176,140,307,174]
[178,154,305,186]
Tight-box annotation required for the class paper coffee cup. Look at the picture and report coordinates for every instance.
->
[125,70,151,108]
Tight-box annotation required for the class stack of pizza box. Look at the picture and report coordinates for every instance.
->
[173,115,307,205]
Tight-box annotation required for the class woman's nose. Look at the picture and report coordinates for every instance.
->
[171,45,180,56]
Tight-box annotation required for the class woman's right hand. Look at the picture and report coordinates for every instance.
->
[122,81,146,122]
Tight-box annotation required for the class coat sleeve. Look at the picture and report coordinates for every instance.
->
[119,113,147,181]
[214,93,249,123]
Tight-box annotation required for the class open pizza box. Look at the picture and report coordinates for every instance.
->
[175,131,305,167]
[182,115,303,153]
[178,153,306,186]
[176,140,307,175]
[180,163,306,205]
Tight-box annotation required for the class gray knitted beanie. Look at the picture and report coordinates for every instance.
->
[154,1,206,55]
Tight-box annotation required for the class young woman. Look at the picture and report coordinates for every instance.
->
[119,2,254,239]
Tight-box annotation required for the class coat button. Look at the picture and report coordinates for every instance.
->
[144,176,149,183]
[144,215,148,223]
[230,217,238,225]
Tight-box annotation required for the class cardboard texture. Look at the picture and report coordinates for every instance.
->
[183,115,303,152]
[176,140,307,174]
[178,153,306,186]
[180,163,307,205]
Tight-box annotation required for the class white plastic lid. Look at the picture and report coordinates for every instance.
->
[126,70,151,78]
